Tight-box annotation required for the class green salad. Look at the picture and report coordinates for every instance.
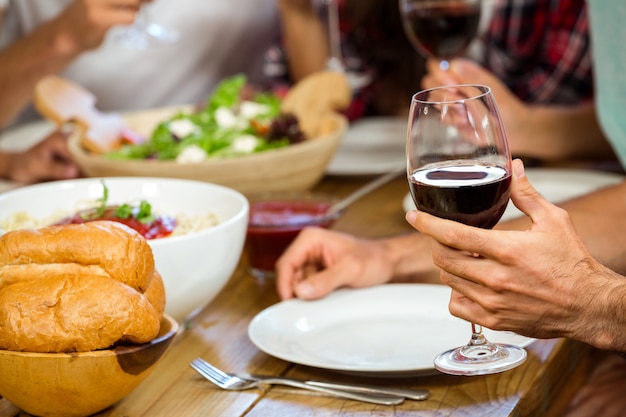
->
[106,75,305,162]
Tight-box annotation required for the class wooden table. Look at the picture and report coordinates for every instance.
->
[0,175,593,417]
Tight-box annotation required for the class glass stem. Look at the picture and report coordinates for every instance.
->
[134,6,149,32]
[324,0,343,63]
[469,323,488,346]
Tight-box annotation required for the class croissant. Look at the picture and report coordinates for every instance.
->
[0,221,165,353]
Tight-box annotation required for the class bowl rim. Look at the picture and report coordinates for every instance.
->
[0,176,250,243]
[0,314,179,358]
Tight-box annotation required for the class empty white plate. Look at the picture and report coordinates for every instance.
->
[248,284,534,377]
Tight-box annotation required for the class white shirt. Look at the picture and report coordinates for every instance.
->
[0,0,280,122]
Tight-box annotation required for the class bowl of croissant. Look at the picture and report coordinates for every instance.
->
[0,221,178,417]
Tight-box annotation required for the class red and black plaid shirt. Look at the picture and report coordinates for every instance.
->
[485,0,593,104]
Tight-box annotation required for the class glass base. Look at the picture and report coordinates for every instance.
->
[434,343,527,376]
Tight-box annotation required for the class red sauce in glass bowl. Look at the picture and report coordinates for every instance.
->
[245,199,340,274]
[54,207,176,240]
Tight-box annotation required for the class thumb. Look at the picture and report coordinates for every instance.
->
[509,159,550,222]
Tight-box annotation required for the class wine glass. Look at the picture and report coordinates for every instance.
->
[112,2,179,50]
[399,0,481,70]
[321,0,371,91]
[406,84,527,376]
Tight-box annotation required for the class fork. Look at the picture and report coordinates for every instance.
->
[189,358,404,405]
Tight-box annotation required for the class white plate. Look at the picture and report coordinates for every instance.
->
[403,167,625,222]
[248,284,534,377]
[326,117,407,176]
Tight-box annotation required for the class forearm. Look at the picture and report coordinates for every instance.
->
[512,102,616,161]
[380,233,441,284]
[276,0,328,82]
[577,266,626,353]
[0,17,84,128]
[560,183,626,273]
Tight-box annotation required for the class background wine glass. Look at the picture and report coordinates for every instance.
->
[113,2,179,50]
[399,0,481,70]
[406,84,527,376]
[321,0,371,91]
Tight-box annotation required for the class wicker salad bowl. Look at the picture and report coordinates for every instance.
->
[68,106,348,196]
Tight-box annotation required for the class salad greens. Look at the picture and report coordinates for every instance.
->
[106,75,304,162]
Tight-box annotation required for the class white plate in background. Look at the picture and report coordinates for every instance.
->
[326,117,407,176]
[403,167,624,222]
[248,284,534,377]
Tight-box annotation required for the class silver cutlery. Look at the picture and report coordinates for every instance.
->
[241,373,429,401]
[189,358,405,405]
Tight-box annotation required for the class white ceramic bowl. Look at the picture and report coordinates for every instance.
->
[0,177,249,322]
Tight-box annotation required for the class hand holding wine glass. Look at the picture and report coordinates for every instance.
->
[112,0,179,49]
[406,84,527,375]
[399,0,481,70]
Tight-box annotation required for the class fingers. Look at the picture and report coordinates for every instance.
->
[422,58,490,89]
[9,131,80,184]
[445,287,490,324]
[275,227,338,300]
[275,228,393,301]
[291,261,357,300]
[406,209,495,257]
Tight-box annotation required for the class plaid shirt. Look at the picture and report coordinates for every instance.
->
[485,0,593,104]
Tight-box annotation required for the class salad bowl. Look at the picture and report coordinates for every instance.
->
[67,107,347,196]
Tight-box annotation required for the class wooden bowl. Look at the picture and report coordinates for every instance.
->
[0,314,179,417]
[68,107,348,196]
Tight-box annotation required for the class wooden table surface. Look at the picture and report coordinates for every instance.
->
[0,175,593,417]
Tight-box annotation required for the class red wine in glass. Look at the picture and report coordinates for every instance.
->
[400,0,481,68]
[408,162,511,229]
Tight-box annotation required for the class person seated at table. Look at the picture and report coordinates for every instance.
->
[422,0,620,170]
[276,1,626,414]
[0,0,280,183]
[276,0,425,121]
[0,131,79,184]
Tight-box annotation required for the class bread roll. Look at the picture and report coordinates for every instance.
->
[0,221,165,353]
[0,221,155,292]
[281,70,351,138]
[0,274,160,352]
